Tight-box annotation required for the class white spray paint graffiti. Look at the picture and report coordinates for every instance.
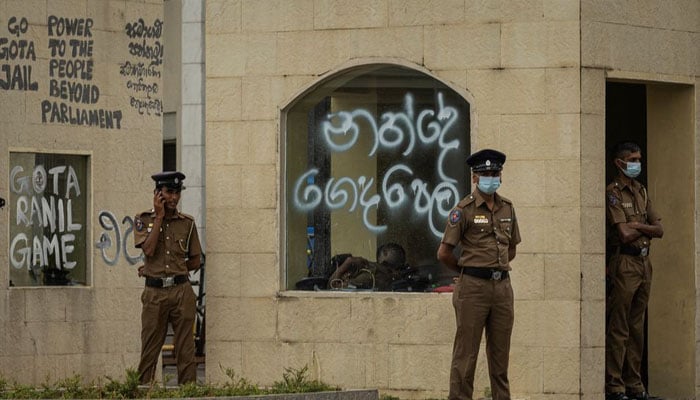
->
[96,210,143,266]
[293,92,463,237]
[9,164,82,270]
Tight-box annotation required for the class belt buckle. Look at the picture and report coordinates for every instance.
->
[162,276,175,288]
[491,270,502,280]
[640,247,649,257]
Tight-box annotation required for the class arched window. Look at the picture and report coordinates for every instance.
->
[283,64,471,292]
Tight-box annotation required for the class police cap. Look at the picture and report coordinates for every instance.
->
[151,171,186,190]
[466,149,506,172]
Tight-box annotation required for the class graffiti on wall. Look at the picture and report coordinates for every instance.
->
[96,210,143,266]
[42,16,122,128]
[120,18,163,117]
[292,92,462,237]
[2,14,164,128]
[1,16,38,91]
[9,164,82,271]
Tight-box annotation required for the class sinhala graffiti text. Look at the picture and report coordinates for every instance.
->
[293,92,462,237]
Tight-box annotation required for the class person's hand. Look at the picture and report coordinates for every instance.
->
[137,265,145,277]
[153,189,165,218]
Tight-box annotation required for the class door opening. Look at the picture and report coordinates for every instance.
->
[604,81,649,387]
[605,80,695,399]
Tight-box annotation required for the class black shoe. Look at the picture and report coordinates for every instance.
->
[627,392,649,400]
[606,393,629,400]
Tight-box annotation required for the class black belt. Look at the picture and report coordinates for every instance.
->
[461,267,509,281]
[145,275,189,288]
[617,245,649,257]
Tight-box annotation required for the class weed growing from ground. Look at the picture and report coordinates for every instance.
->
[0,365,338,399]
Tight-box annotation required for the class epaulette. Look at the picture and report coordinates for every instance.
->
[499,195,513,205]
[606,181,622,194]
[137,209,155,218]
[178,212,195,221]
[457,194,477,208]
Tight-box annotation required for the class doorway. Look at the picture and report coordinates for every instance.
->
[605,81,695,399]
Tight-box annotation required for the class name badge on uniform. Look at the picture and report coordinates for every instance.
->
[474,215,489,224]
[622,202,633,209]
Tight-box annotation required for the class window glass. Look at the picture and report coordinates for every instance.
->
[9,152,90,286]
[284,65,471,291]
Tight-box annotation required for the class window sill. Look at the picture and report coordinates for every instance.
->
[277,289,450,298]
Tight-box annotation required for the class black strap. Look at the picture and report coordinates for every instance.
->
[461,267,509,280]
[145,275,189,288]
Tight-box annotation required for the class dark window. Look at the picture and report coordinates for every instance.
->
[9,152,90,286]
[284,64,471,291]
[163,140,177,171]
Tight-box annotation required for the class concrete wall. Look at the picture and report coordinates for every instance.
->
[0,0,163,383]
[205,1,582,399]
[1,0,696,398]
[581,1,699,399]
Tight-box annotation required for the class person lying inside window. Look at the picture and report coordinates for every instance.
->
[328,242,406,291]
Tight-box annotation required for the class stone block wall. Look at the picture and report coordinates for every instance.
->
[205,1,583,398]
[580,1,699,399]
[0,0,163,384]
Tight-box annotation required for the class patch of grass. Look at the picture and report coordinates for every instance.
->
[270,366,334,394]
[0,365,338,399]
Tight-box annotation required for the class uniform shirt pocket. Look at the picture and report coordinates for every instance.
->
[498,219,513,240]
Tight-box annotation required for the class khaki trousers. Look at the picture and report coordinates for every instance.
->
[449,274,514,400]
[138,282,197,384]
[606,254,652,394]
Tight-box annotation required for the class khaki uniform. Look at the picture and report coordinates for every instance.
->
[442,191,521,400]
[133,210,202,384]
[333,258,400,291]
[605,177,661,394]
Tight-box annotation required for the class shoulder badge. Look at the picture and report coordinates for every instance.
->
[449,209,462,225]
[608,193,619,206]
[135,217,144,232]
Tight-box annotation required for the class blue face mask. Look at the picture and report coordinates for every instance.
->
[478,176,501,195]
[622,161,642,178]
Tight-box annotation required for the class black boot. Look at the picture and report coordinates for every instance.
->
[626,391,649,400]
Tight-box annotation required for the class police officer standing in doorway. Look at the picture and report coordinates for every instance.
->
[437,149,521,400]
[133,171,202,385]
[605,142,663,400]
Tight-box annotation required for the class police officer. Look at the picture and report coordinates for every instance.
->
[437,149,521,400]
[133,171,202,385]
[605,142,663,400]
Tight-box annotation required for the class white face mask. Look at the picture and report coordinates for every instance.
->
[621,161,641,178]
[477,176,501,194]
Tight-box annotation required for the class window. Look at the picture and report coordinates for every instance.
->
[284,64,471,291]
[9,152,90,286]
[163,111,177,171]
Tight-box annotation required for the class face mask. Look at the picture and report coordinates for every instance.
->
[478,176,501,195]
[621,161,641,178]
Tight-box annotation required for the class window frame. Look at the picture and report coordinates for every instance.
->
[8,149,92,288]
[280,61,474,294]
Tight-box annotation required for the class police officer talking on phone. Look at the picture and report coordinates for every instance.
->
[437,149,521,400]
[133,171,202,385]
